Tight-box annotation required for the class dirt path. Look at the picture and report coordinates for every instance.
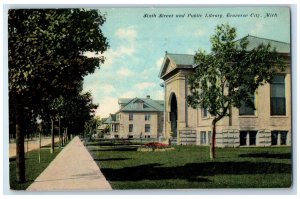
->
[9,137,59,158]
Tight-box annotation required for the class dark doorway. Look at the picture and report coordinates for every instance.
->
[170,93,178,138]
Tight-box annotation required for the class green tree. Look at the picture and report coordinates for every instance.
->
[8,9,108,182]
[187,24,285,159]
[61,92,98,136]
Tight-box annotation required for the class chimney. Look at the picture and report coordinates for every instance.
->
[146,95,150,99]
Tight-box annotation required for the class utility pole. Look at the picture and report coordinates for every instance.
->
[36,116,42,163]
[58,116,62,149]
[50,117,54,153]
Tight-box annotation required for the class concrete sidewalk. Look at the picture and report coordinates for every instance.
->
[27,136,112,191]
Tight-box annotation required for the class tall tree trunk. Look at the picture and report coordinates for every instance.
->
[58,117,61,148]
[210,114,226,160]
[62,128,65,146]
[50,117,54,153]
[66,127,68,142]
[14,100,25,183]
[210,120,217,160]
[39,125,41,163]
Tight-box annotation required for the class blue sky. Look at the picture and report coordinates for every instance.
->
[82,7,290,118]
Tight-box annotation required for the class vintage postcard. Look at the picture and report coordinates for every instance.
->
[7,6,292,193]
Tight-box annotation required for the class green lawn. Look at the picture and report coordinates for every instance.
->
[9,143,66,190]
[87,143,292,189]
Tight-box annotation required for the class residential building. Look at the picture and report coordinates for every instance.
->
[95,117,108,138]
[105,95,164,139]
[103,114,119,138]
[159,35,291,147]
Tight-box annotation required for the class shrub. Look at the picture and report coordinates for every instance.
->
[144,142,169,148]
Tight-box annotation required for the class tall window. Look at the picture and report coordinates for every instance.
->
[249,131,257,145]
[129,113,133,121]
[240,131,247,146]
[129,124,133,132]
[280,131,288,145]
[145,114,151,121]
[200,131,206,144]
[270,75,286,115]
[145,124,151,133]
[239,93,255,115]
[202,108,208,118]
[208,131,212,144]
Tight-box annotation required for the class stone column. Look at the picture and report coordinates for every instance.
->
[246,132,250,146]
[278,132,281,146]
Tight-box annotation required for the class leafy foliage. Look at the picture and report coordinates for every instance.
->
[187,23,285,120]
[8,9,108,182]
[9,9,108,105]
[50,92,98,135]
[187,24,285,159]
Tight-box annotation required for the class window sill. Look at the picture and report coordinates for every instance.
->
[270,115,289,118]
[239,145,259,147]
[239,115,258,118]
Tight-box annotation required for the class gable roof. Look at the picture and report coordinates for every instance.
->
[155,100,164,107]
[236,35,290,54]
[101,117,108,123]
[167,53,195,66]
[159,35,290,79]
[159,52,195,78]
[103,114,116,124]
[117,97,164,112]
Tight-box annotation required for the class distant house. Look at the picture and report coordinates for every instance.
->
[106,95,164,139]
[95,117,106,137]
[159,35,291,147]
[103,114,118,138]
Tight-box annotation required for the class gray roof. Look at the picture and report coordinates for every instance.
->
[103,117,111,124]
[118,97,164,112]
[167,53,195,66]
[159,53,194,78]
[103,114,116,124]
[155,100,164,106]
[101,117,108,123]
[111,114,116,121]
[159,35,290,78]
[236,35,290,54]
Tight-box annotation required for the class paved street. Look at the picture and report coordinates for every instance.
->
[9,137,59,158]
[26,136,112,191]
